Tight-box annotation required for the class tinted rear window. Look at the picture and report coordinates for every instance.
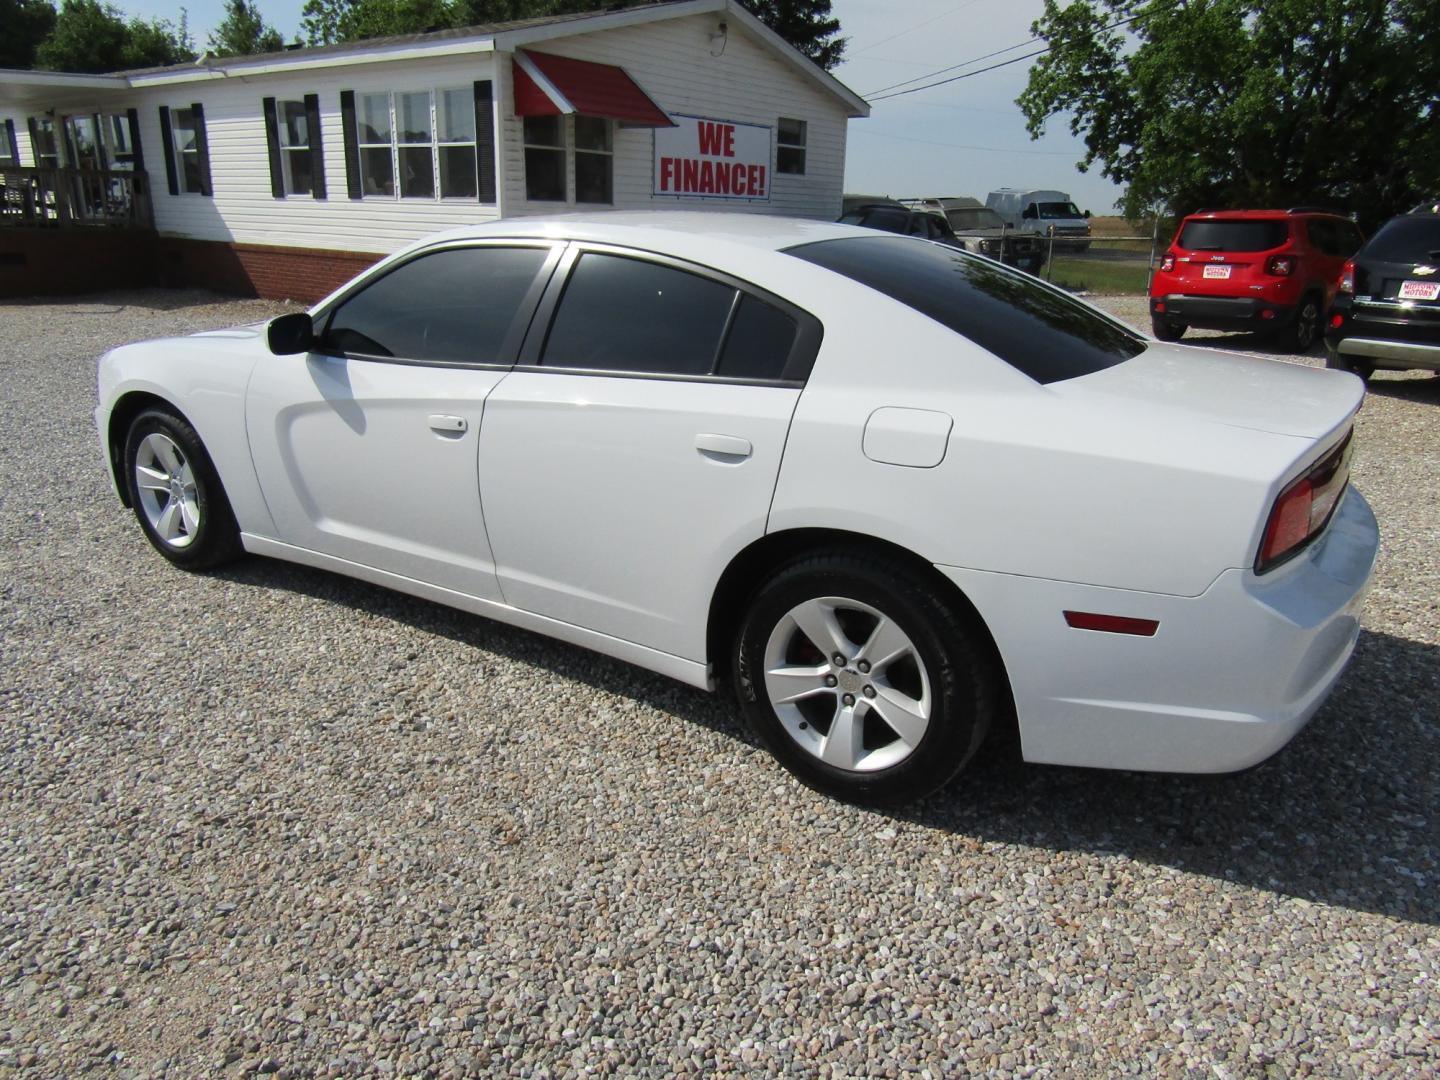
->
[787,236,1144,384]
[1362,216,1440,262]
[1177,219,1288,252]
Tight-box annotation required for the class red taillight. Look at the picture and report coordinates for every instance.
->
[1063,611,1160,636]
[1160,253,1176,273]
[1256,430,1354,573]
[1265,255,1295,276]
[1338,260,1355,294]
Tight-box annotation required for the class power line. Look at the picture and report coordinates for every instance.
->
[864,8,1157,104]
[863,35,1044,98]
[847,0,990,58]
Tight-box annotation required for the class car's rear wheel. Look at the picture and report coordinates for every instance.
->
[1151,318,1187,342]
[1284,295,1322,353]
[1325,347,1374,383]
[123,408,242,570]
[732,551,997,805]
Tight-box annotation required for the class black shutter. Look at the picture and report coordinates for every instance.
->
[473,80,495,204]
[340,90,362,199]
[262,96,285,198]
[157,106,179,195]
[304,93,326,199]
[125,108,144,171]
[3,119,17,164]
[190,103,212,196]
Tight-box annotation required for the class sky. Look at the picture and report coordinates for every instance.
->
[115,0,1129,214]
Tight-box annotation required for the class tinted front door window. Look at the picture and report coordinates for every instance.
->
[324,246,547,363]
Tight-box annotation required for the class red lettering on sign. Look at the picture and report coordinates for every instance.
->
[696,120,737,158]
[699,160,715,194]
[722,125,735,156]
[682,158,699,191]
[746,164,759,196]
[658,157,673,192]
[731,163,747,195]
[715,162,731,195]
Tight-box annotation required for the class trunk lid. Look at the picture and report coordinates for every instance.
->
[1050,343,1363,440]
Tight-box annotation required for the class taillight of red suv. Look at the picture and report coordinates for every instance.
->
[1159,252,1176,272]
[1265,254,1296,276]
[1338,260,1355,294]
[1256,429,1353,573]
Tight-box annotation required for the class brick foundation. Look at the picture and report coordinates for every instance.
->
[0,228,159,298]
[156,239,383,304]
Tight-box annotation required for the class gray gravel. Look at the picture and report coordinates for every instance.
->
[1,288,1436,1078]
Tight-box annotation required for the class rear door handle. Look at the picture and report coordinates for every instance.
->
[428,414,467,434]
[694,433,752,460]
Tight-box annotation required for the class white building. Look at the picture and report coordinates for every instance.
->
[0,0,867,300]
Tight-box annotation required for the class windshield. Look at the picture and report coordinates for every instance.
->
[1362,216,1440,262]
[786,236,1144,384]
[1178,219,1288,252]
[947,208,1005,230]
[1038,202,1083,219]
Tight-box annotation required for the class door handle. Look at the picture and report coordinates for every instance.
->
[428,414,467,434]
[694,433,752,460]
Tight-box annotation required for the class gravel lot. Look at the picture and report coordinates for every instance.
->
[1,288,1436,1078]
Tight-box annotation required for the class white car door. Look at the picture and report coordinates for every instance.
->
[245,241,561,601]
[478,245,821,662]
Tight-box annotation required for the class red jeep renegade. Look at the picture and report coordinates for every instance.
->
[1149,209,1365,352]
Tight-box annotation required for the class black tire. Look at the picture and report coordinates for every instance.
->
[732,551,999,805]
[122,408,242,570]
[1283,294,1322,353]
[1151,318,1187,342]
[1325,347,1373,383]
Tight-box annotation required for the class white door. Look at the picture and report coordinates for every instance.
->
[245,242,558,602]
[477,247,818,661]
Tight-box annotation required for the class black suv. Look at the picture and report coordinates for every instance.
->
[1325,212,1440,381]
[839,200,963,246]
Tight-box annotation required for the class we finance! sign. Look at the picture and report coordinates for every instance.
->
[654,115,771,201]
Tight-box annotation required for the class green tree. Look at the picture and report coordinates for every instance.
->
[208,0,284,56]
[34,0,193,72]
[1018,0,1440,225]
[0,0,58,69]
[302,0,846,71]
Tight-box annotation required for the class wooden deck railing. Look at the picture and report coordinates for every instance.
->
[0,167,153,229]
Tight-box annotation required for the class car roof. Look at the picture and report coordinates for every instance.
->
[1182,209,1349,221]
[417,211,871,254]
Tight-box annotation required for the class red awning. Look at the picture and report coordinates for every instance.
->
[512,49,674,127]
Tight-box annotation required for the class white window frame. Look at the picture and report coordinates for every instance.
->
[777,116,807,177]
[30,116,60,168]
[169,107,205,194]
[522,114,614,207]
[357,88,478,201]
[276,98,314,198]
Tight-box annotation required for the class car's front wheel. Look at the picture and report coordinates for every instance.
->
[1151,318,1187,342]
[732,552,997,804]
[123,408,242,570]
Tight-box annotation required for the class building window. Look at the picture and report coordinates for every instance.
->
[103,114,137,169]
[523,115,565,201]
[777,117,806,176]
[160,104,211,195]
[574,116,612,204]
[349,89,478,200]
[28,117,59,167]
[523,115,613,205]
[264,98,319,197]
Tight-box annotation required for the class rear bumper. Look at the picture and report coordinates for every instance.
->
[938,487,1378,773]
[1152,293,1298,332]
[1327,336,1440,371]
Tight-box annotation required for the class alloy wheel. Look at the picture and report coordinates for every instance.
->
[133,432,200,549]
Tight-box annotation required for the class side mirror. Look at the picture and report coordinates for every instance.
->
[1083,209,1092,218]
[267,312,314,355]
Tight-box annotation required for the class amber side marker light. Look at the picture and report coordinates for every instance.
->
[1063,611,1160,636]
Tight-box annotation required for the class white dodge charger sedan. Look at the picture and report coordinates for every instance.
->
[96,213,1378,803]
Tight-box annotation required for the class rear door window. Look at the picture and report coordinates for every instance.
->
[1177,219,1289,252]
[787,235,1144,384]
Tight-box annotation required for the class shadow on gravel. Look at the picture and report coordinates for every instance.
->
[1364,372,1440,403]
[215,558,1436,925]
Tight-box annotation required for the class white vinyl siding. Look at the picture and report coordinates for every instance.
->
[130,54,502,254]
[498,14,847,219]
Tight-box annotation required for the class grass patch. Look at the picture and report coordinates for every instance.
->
[1045,256,1153,295]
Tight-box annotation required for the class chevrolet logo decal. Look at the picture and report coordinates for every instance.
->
[1414,265,1436,275]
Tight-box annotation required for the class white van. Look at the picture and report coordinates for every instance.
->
[986,189,1092,250]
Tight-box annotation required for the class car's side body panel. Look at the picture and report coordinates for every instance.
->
[245,353,510,602]
[95,329,276,538]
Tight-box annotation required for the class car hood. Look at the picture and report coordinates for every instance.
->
[1050,343,1363,439]
[190,322,269,340]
